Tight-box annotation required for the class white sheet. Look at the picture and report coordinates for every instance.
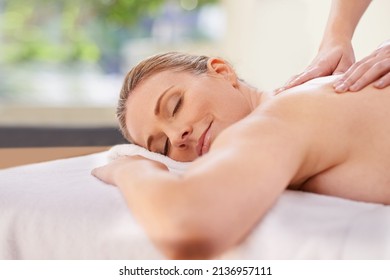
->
[0,151,389,259]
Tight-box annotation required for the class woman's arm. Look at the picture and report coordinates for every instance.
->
[93,114,310,259]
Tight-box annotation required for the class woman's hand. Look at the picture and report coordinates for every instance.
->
[276,38,355,93]
[333,40,390,92]
[91,155,168,186]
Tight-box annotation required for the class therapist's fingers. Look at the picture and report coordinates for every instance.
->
[334,43,390,92]
[275,67,324,94]
[288,67,325,87]
[278,46,354,94]
[350,58,390,91]
[333,55,370,88]
[274,74,298,94]
[374,72,390,89]
[334,57,390,92]
[332,54,355,75]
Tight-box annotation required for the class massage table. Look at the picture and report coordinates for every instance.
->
[0,145,389,259]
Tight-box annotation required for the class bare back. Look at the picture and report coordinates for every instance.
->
[265,76,390,204]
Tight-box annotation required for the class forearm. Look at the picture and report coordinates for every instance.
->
[322,0,371,43]
[113,160,185,239]
[113,157,270,259]
[113,159,225,259]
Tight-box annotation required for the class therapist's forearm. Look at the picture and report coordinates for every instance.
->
[323,0,371,41]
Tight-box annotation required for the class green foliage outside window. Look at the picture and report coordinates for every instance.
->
[0,0,218,64]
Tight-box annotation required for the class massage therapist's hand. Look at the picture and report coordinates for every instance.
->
[92,155,168,186]
[276,38,355,93]
[333,40,390,92]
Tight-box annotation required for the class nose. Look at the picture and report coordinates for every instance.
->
[168,125,192,149]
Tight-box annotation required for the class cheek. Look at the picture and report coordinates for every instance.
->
[185,84,248,123]
[215,96,250,122]
[182,95,209,121]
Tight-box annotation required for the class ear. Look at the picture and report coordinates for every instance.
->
[207,57,238,88]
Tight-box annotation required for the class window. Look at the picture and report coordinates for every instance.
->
[0,0,224,129]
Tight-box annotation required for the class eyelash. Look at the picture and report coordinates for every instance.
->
[163,138,170,156]
[163,97,182,156]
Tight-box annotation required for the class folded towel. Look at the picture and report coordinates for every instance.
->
[108,144,190,175]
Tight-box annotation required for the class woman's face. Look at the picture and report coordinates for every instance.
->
[125,59,252,162]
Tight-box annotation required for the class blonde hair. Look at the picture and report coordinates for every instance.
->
[117,52,210,142]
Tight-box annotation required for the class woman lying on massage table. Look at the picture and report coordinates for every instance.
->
[92,45,390,259]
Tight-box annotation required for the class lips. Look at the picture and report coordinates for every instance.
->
[196,122,213,156]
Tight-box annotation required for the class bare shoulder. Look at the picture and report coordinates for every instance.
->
[242,84,354,183]
[206,91,325,186]
[212,83,331,153]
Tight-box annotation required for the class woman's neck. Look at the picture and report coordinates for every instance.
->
[237,80,271,111]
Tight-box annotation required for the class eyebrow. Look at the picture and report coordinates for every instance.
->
[154,85,174,116]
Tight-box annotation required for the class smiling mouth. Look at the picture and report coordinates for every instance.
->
[196,121,213,156]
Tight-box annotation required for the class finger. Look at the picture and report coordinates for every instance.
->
[285,74,300,86]
[334,58,379,92]
[374,72,390,89]
[333,63,359,89]
[332,65,349,90]
[333,57,354,75]
[275,74,302,94]
[276,74,300,93]
[274,87,286,95]
[91,168,104,181]
[349,58,390,91]
[334,56,371,89]
[91,168,98,176]
[285,67,324,89]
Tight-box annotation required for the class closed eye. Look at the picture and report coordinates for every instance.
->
[163,96,181,156]
[163,138,170,156]
[172,97,182,116]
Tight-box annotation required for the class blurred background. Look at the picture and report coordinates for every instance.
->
[0,0,389,146]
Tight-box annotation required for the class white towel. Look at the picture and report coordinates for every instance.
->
[108,144,190,175]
